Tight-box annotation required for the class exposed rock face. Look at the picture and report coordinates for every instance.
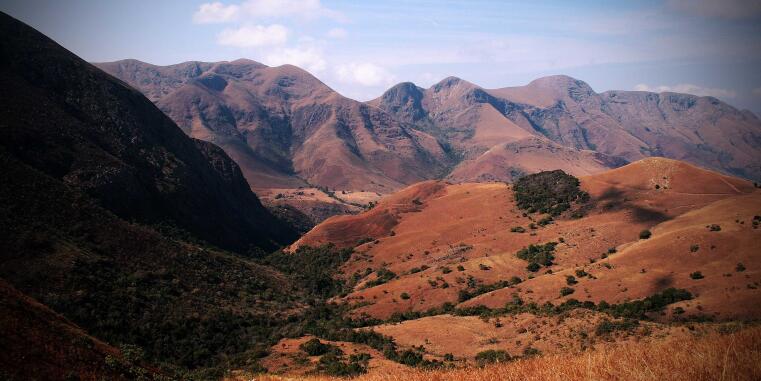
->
[98,60,453,192]
[0,11,296,253]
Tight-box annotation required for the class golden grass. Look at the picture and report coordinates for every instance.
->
[245,326,761,381]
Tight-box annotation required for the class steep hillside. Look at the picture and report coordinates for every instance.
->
[97,59,452,193]
[295,158,760,321]
[0,11,306,377]
[0,279,159,381]
[374,75,761,182]
[0,13,296,253]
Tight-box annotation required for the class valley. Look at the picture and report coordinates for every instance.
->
[0,7,760,381]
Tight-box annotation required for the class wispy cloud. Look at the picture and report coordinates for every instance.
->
[634,83,737,99]
[336,62,395,87]
[193,2,240,24]
[217,24,288,48]
[264,40,326,72]
[193,0,345,23]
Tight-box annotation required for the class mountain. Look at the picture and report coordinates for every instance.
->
[96,59,452,193]
[0,11,308,377]
[0,15,296,253]
[373,75,761,182]
[293,158,760,320]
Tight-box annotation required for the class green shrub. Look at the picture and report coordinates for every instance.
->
[639,230,652,239]
[513,170,589,216]
[736,263,746,272]
[457,265,465,271]
[510,226,526,233]
[366,268,397,287]
[690,271,704,280]
[475,349,510,365]
[708,224,721,232]
[566,275,577,285]
[516,242,557,271]
[300,338,340,356]
[595,318,639,336]
[559,287,575,296]
[400,292,410,300]
[441,266,452,274]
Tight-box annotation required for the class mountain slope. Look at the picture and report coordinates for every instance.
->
[97,59,452,193]
[1,14,296,253]
[0,279,158,381]
[0,11,307,376]
[373,75,761,182]
[294,158,760,320]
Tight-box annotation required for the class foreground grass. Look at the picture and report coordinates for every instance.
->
[244,325,761,381]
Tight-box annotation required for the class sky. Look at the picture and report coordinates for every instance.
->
[3,0,761,115]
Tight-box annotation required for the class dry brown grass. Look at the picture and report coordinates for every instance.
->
[242,326,761,381]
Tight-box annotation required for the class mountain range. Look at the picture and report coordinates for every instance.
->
[99,59,761,194]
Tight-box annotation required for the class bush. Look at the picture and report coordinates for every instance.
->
[595,318,639,336]
[441,266,452,274]
[400,292,410,300]
[300,338,340,356]
[516,242,557,271]
[639,230,652,239]
[560,287,575,296]
[513,170,589,216]
[457,265,465,271]
[366,268,397,287]
[690,271,704,280]
[566,275,577,285]
[736,263,746,272]
[690,244,699,252]
[510,226,526,233]
[708,224,721,232]
[475,350,510,365]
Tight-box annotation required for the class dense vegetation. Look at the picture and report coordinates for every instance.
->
[513,170,590,216]
[262,244,353,298]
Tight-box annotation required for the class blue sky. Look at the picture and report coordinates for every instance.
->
[3,0,761,114]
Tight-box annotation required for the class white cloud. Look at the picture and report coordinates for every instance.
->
[753,87,761,97]
[667,0,761,20]
[193,2,240,24]
[326,27,348,39]
[634,83,737,99]
[217,24,288,47]
[194,0,345,23]
[336,63,395,87]
[264,43,326,72]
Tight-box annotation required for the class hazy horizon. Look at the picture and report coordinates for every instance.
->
[3,0,761,115]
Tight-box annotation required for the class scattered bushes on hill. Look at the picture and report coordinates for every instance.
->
[458,280,512,302]
[315,351,369,376]
[516,242,557,271]
[475,350,510,366]
[513,170,590,216]
[365,268,397,288]
[595,318,639,336]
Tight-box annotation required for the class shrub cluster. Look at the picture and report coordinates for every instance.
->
[513,170,589,216]
[516,242,557,272]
